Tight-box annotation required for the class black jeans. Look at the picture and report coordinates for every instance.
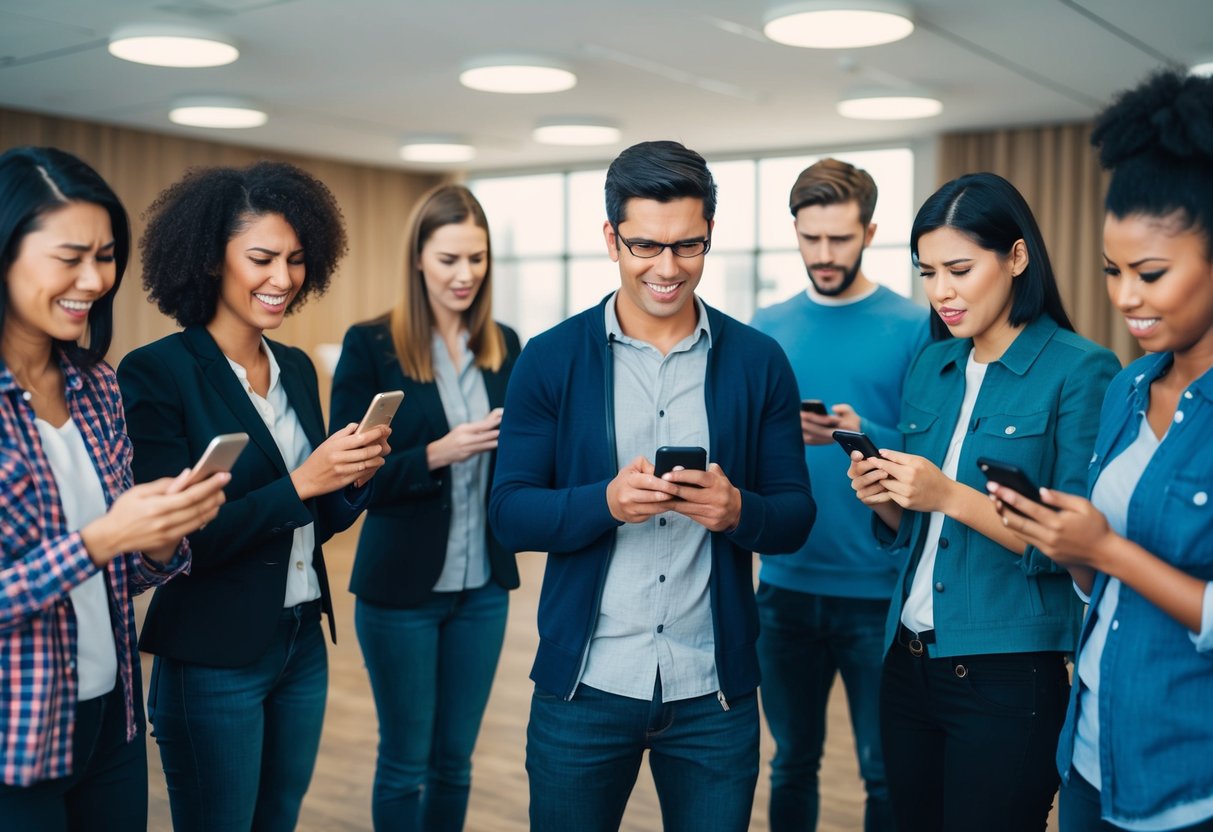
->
[1060,771,1213,832]
[0,684,147,832]
[880,639,1069,832]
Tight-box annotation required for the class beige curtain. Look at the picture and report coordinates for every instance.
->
[938,123,1139,363]
[1,107,442,402]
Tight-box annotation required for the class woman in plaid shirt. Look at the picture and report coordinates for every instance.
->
[0,147,227,830]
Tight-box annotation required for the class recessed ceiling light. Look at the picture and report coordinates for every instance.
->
[837,91,942,120]
[764,1,914,49]
[1191,61,1213,77]
[533,119,621,146]
[399,141,477,164]
[108,24,238,68]
[460,59,577,94]
[169,98,266,129]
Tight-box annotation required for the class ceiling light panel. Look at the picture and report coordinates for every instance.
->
[109,25,238,67]
[764,2,914,49]
[460,61,576,94]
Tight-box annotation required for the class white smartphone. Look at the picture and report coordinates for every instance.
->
[357,390,404,434]
[182,432,249,488]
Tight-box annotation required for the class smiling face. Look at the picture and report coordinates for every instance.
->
[4,201,115,351]
[1104,212,1213,361]
[917,225,1027,359]
[211,212,304,336]
[419,218,488,327]
[604,196,711,339]
[794,200,876,298]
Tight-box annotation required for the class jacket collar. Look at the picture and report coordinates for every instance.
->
[1125,351,1213,405]
[936,315,1060,377]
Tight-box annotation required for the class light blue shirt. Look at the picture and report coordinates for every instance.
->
[430,330,491,592]
[578,293,716,702]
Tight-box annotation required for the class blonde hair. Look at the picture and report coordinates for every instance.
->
[389,184,505,381]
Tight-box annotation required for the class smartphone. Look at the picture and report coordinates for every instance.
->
[800,399,829,416]
[356,390,404,434]
[653,445,708,479]
[977,456,1054,510]
[832,429,880,460]
[182,432,249,488]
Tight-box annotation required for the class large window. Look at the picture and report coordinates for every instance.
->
[472,147,914,341]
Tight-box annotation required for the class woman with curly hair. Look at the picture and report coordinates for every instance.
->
[328,184,520,831]
[991,70,1213,832]
[0,146,225,830]
[117,161,390,831]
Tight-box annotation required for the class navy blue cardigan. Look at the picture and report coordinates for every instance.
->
[489,296,815,699]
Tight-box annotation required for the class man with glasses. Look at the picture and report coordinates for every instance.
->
[749,158,929,832]
[490,140,814,831]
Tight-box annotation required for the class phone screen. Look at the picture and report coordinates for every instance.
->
[832,430,880,459]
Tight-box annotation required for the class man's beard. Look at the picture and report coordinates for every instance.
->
[806,252,863,297]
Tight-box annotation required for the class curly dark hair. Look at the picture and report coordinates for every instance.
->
[1091,70,1213,251]
[140,161,347,326]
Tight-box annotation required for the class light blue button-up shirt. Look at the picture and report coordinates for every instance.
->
[578,293,716,702]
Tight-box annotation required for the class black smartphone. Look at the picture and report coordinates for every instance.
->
[800,399,829,416]
[832,429,880,459]
[977,457,1054,510]
[653,445,708,478]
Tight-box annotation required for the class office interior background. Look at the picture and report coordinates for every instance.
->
[2,1,1211,829]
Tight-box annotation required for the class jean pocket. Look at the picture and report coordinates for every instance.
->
[532,685,563,702]
[956,655,1037,717]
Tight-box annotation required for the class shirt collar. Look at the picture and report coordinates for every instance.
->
[0,347,84,396]
[937,315,1060,376]
[603,291,713,351]
[224,338,281,395]
[1127,352,1213,404]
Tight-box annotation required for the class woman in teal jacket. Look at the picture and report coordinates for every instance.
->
[846,172,1119,831]
[991,71,1213,832]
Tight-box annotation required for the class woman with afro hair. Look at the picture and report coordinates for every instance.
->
[991,70,1213,832]
[117,161,391,831]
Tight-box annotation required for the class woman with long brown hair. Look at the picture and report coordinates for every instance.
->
[329,184,521,831]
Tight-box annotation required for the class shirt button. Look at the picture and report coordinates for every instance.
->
[908,423,917,430]
[934,582,945,592]
[295,561,304,571]
[1004,425,1017,435]
[21,390,32,402]
[939,537,949,549]
[659,575,666,583]
[656,624,664,633]
[1184,391,1194,400]
[1195,492,1208,507]
[658,410,665,417]
[1112,620,1119,631]
[659,518,667,527]
[1174,411,1185,423]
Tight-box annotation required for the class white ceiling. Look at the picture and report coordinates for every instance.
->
[1,0,1210,173]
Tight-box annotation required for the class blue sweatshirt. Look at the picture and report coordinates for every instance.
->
[489,296,815,699]
[750,287,929,599]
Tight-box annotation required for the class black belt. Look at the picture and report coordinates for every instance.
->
[281,598,323,619]
[897,624,936,657]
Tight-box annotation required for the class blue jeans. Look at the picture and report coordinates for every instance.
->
[147,600,328,832]
[755,583,893,832]
[1060,772,1213,832]
[355,583,508,831]
[526,676,760,832]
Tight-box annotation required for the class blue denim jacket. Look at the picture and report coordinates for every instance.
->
[878,316,1120,657]
[1056,353,1213,823]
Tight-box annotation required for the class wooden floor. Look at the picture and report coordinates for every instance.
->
[138,526,1058,830]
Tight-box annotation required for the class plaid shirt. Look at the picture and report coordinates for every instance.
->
[0,350,189,786]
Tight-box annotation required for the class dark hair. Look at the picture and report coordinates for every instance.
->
[604,140,717,229]
[140,161,347,327]
[0,146,129,367]
[911,172,1074,341]
[1091,70,1213,253]
[789,158,879,225]
[389,184,505,382]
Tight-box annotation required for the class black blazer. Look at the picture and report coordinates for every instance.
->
[328,319,521,608]
[118,326,367,667]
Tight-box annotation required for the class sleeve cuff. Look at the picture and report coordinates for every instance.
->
[1189,581,1213,652]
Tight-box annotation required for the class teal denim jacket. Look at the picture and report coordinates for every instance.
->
[877,316,1120,658]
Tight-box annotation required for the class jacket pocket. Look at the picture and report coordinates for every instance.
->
[973,410,1052,480]
[1159,473,1213,571]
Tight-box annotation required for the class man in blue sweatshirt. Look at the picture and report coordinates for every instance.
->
[490,140,815,832]
[749,158,929,832]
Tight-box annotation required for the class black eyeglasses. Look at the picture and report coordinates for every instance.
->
[615,232,711,259]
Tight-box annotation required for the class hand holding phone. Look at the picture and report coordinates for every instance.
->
[977,457,1056,512]
[181,433,249,489]
[832,429,880,460]
[357,390,404,434]
[653,446,708,480]
[800,399,829,416]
